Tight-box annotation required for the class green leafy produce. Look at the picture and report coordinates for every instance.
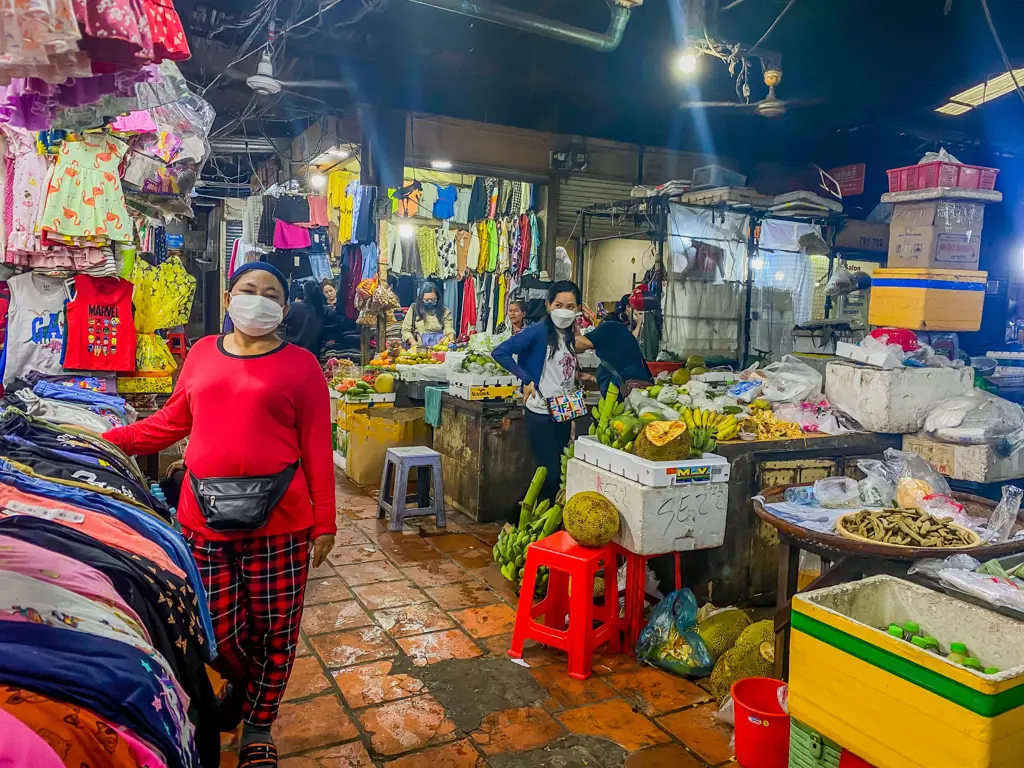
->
[563,491,619,547]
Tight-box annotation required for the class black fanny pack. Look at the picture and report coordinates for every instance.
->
[189,462,299,532]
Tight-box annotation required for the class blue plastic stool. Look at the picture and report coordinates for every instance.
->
[377,446,447,532]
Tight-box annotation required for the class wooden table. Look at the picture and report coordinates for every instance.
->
[753,485,1024,679]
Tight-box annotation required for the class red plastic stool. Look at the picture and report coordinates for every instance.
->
[165,328,190,361]
[508,531,620,680]
[615,545,684,652]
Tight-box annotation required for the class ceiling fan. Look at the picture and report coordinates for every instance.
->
[245,49,351,97]
[680,69,816,117]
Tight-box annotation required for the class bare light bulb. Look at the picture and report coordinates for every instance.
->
[678,51,698,75]
[310,173,326,188]
[399,224,415,239]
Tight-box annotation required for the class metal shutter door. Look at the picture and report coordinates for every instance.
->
[557,176,637,240]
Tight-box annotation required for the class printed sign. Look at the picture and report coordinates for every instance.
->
[827,163,866,196]
[674,464,712,485]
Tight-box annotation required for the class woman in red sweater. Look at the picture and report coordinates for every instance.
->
[104,262,336,768]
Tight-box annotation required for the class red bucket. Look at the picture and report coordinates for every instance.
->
[732,677,790,768]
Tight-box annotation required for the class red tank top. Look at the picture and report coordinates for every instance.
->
[63,276,136,372]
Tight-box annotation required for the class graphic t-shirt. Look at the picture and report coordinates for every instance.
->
[527,337,578,415]
[1,273,66,386]
[62,275,136,372]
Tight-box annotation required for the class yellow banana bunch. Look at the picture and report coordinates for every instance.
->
[688,409,740,442]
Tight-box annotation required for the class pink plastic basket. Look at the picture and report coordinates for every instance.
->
[886,162,999,192]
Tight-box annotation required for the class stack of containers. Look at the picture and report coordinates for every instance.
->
[868,159,1001,332]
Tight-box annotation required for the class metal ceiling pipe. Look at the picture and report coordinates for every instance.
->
[406,0,634,53]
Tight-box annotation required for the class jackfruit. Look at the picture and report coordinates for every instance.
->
[563,491,620,547]
[735,619,774,649]
[633,421,691,462]
[695,607,752,661]
[709,638,775,703]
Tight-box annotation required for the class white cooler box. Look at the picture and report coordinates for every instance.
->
[565,458,728,556]
[573,435,729,488]
[825,361,974,433]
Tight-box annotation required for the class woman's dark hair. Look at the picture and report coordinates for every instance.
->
[544,280,581,359]
[414,280,444,322]
[509,299,529,316]
[302,280,327,316]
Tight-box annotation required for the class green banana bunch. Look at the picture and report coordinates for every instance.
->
[492,498,564,592]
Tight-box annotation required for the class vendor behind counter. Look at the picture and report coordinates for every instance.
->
[402,281,455,347]
[576,297,652,398]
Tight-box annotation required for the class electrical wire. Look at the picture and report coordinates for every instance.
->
[748,0,797,53]
[979,0,1024,106]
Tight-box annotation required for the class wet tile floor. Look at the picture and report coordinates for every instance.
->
[220,474,737,768]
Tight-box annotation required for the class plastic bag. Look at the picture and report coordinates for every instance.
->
[656,385,680,404]
[636,588,715,678]
[813,477,860,508]
[920,494,972,528]
[824,265,865,297]
[860,334,906,368]
[857,459,896,507]
[774,400,847,435]
[760,355,823,403]
[923,390,1024,455]
[883,448,952,507]
[918,147,961,165]
[907,554,981,580]
[935,568,1024,612]
[715,695,735,726]
[626,389,680,422]
[979,485,1023,544]
[130,256,196,373]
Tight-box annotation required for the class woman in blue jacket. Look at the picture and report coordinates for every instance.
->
[493,281,581,505]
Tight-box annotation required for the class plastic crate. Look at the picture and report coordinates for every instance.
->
[886,162,999,192]
[789,719,842,768]
[647,361,684,376]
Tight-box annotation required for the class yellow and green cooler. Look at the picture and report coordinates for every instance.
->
[868,268,987,331]
[788,575,1024,768]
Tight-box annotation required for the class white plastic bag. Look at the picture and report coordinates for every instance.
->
[923,390,1024,455]
[860,335,906,369]
[626,390,679,422]
[813,477,861,508]
[760,355,823,404]
[857,459,896,507]
[979,485,1023,544]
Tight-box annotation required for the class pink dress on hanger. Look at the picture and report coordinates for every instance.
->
[1,126,48,260]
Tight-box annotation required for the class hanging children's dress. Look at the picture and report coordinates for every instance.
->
[40,135,132,244]
[62,276,137,372]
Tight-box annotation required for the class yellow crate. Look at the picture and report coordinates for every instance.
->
[336,395,395,431]
[868,267,986,331]
[789,576,1024,768]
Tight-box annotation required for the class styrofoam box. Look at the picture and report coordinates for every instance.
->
[836,340,894,368]
[447,371,520,388]
[574,435,729,487]
[343,393,396,405]
[903,435,1024,483]
[824,361,973,433]
[565,458,728,556]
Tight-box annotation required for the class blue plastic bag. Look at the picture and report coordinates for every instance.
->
[635,588,715,678]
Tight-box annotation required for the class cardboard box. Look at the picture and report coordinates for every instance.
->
[890,201,985,234]
[902,435,1024,483]
[834,220,888,253]
[346,407,429,487]
[887,225,980,270]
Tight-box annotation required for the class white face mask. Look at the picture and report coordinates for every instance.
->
[550,308,578,329]
[228,294,284,336]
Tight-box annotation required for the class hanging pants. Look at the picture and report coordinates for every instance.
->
[185,530,310,726]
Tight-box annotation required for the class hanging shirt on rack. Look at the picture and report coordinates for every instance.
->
[435,222,458,279]
[460,275,478,337]
[497,218,510,272]
[486,178,499,219]
[1,274,66,387]
[62,276,136,372]
[467,177,487,223]
[433,185,458,220]
[392,181,422,218]
[307,195,329,227]
[486,219,499,271]
[351,186,377,243]
[455,229,471,275]
[273,194,311,224]
[417,226,440,277]
[453,186,471,225]
[416,183,438,219]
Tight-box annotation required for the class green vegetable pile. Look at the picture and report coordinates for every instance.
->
[494,466,563,593]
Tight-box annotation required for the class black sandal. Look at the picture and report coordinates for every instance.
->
[217,682,245,733]
[238,742,278,768]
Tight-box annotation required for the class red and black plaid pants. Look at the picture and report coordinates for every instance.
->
[186,530,310,726]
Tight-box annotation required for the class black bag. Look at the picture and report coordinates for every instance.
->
[189,462,299,532]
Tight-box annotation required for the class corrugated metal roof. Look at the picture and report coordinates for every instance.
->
[557,176,646,241]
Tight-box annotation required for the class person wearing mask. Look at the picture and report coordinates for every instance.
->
[576,294,652,399]
[402,281,454,347]
[493,280,581,504]
[102,261,335,768]
[321,278,338,310]
[507,298,530,335]
[283,281,328,357]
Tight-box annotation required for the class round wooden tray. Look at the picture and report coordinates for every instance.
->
[835,510,982,549]
[753,484,1024,561]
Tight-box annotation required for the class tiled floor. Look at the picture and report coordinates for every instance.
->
[221,474,737,767]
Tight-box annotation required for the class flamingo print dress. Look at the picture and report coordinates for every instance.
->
[40,136,132,245]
